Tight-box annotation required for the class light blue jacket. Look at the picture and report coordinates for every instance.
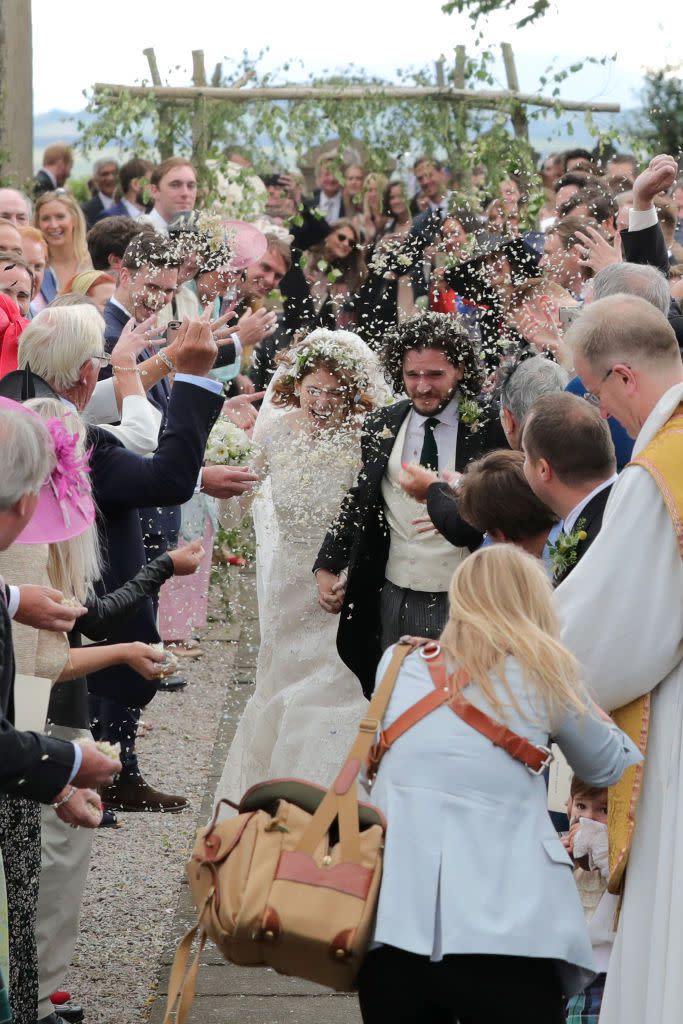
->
[369,646,642,997]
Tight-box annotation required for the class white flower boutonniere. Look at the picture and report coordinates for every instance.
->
[459,398,484,432]
[379,426,395,440]
[549,518,588,580]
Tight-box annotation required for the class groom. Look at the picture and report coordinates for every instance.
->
[314,311,507,696]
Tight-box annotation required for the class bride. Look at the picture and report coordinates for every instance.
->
[215,329,390,803]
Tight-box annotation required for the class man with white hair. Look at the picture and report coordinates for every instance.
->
[17,305,226,811]
[556,293,683,1024]
[81,158,119,229]
[0,188,31,228]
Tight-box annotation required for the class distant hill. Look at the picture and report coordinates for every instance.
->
[34,104,636,174]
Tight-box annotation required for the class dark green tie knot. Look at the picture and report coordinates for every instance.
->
[419,417,440,470]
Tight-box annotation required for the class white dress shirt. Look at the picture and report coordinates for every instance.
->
[401,397,460,473]
[317,191,342,223]
[563,475,618,535]
[98,191,115,211]
[138,207,169,233]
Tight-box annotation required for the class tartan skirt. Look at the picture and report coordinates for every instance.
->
[565,972,606,1024]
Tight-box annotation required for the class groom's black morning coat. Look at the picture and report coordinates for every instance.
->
[313,398,508,697]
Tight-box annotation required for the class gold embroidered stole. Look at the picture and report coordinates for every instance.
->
[608,403,683,894]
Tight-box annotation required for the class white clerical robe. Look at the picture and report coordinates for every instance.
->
[556,381,683,1024]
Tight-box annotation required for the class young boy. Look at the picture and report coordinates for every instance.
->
[562,776,617,1024]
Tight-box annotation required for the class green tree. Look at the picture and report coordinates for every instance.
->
[633,66,683,160]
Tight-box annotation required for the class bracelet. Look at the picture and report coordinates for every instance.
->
[112,365,145,376]
[157,350,175,373]
[53,786,76,810]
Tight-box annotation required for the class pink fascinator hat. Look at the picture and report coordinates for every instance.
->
[0,396,96,544]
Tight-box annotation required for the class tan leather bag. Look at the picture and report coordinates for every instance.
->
[163,643,412,1023]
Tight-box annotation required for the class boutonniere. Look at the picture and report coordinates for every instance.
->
[379,426,395,440]
[549,518,588,579]
[459,398,484,432]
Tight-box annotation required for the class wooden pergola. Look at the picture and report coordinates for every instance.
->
[93,45,620,166]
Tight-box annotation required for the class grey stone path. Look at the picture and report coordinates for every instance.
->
[148,568,362,1024]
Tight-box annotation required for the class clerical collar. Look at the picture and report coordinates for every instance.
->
[564,474,618,534]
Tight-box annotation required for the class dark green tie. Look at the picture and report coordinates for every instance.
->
[419,417,440,470]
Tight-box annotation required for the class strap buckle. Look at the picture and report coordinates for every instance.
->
[526,744,554,776]
[358,717,379,734]
[419,641,442,661]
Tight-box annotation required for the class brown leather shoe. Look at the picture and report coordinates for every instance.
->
[101,777,188,813]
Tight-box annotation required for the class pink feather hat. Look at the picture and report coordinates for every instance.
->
[0,396,95,544]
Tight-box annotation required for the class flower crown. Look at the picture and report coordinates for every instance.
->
[281,332,373,391]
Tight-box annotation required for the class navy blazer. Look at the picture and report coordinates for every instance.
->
[314,398,509,695]
[81,194,106,229]
[86,379,223,706]
[0,594,74,802]
[100,200,137,221]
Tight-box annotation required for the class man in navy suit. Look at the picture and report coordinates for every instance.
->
[522,391,617,585]
[80,158,119,228]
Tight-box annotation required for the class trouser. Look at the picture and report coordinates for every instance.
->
[89,695,141,780]
[357,946,566,1024]
[36,726,95,1021]
[380,582,449,652]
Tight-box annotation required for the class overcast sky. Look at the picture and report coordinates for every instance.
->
[32,0,677,115]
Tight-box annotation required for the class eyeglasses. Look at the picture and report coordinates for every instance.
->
[90,354,112,369]
[583,366,620,406]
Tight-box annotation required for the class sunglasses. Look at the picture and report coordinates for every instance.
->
[334,233,356,246]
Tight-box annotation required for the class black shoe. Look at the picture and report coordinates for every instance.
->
[156,672,187,692]
[39,1014,67,1024]
[98,807,119,828]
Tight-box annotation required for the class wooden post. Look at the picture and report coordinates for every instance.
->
[0,2,33,185]
[191,49,208,169]
[501,42,529,142]
[452,45,468,184]
[143,46,174,160]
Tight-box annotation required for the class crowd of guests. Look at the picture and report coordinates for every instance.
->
[0,132,680,1024]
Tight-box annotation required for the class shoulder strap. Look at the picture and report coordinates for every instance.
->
[371,647,552,776]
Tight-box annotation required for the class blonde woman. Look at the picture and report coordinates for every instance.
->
[33,190,92,306]
[358,545,641,1024]
[360,172,389,243]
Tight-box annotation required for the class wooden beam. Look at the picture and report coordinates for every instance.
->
[191,49,208,167]
[0,2,33,183]
[501,42,529,141]
[93,81,620,114]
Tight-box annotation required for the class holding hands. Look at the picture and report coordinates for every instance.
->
[316,570,347,614]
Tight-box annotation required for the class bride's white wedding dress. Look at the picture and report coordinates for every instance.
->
[214,407,369,804]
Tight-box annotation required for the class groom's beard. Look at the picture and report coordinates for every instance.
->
[411,389,456,417]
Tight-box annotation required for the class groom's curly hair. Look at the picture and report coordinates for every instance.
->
[380,311,484,399]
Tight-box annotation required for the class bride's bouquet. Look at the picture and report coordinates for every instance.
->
[205,418,253,466]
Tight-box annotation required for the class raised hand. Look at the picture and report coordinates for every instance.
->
[633,154,679,211]
[172,316,218,377]
[237,308,278,347]
[168,539,205,576]
[576,226,622,272]
[111,314,158,363]
[398,463,438,503]
[223,392,266,431]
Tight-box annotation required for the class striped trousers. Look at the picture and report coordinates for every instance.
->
[380,581,449,651]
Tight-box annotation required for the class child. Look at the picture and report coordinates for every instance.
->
[562,776,617,1024]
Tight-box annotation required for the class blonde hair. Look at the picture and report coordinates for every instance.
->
[18,304,105,392]
[440,545,585,725]
[23,398,101,601]
[34,191,92,272]
[362,172,388,221]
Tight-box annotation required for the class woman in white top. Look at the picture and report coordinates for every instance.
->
[358,544,641,1024]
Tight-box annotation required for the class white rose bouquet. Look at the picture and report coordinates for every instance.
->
[205,418,254,466]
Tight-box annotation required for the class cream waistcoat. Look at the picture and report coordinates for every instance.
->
[381,416,467,593]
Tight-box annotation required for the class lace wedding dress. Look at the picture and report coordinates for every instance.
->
[214,408,369,805]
